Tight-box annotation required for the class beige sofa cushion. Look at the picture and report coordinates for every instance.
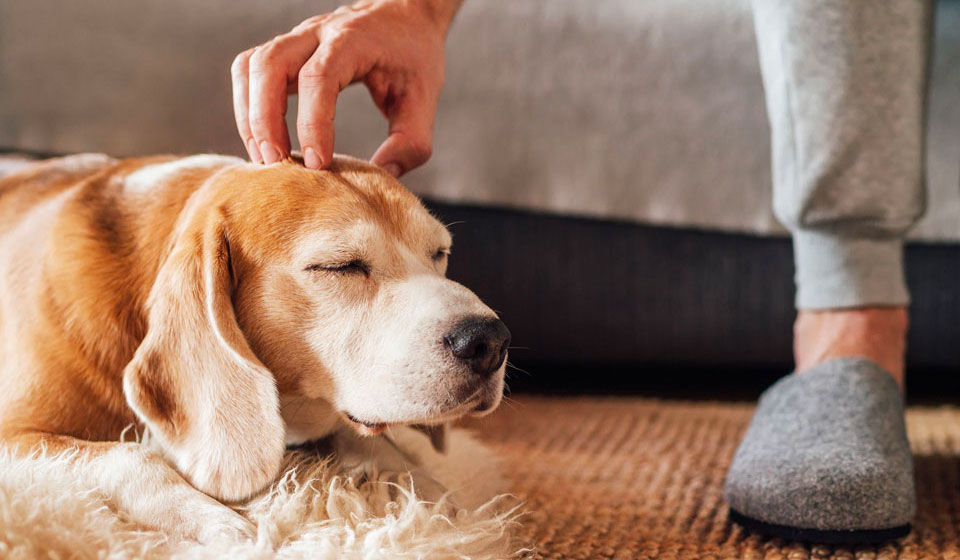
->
[1,0,957,241]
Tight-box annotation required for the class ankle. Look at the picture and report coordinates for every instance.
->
[794,307,908,387]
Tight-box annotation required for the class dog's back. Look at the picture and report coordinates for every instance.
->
[0,153,240,441]
[0,154,114,233]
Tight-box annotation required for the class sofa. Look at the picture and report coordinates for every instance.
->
[1,0,957,381]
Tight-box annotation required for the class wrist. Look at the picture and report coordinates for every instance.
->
[394,0,463,35]
[426,0,464,31]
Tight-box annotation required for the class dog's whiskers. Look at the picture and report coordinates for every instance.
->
[505,361,532,378]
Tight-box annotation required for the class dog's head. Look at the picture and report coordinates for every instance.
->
[123,155,508,502]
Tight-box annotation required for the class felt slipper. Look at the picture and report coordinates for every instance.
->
[724,357,915,544]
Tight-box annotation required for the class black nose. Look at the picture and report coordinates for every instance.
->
[443,317,511,377]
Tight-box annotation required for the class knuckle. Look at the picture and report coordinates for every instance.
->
[247,49,267,70]
[300,48,346,87]
[323,28,353,51]
[298,63,334,87]
[248,115,276,133]
[231,50,252,75]
[254,44,281,65]
[250,38,288,67]
[299,120,331,135]
[293,17,322,33]
[313,14,353,45]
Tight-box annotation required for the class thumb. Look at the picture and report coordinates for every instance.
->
[369,94,436,177]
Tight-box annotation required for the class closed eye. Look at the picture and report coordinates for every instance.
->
[305,260,369,276]
[432,248,451,262]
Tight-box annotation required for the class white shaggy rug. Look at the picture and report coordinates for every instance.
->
[0,427,527,559]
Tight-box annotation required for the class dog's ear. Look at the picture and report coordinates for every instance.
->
[123,200,285,503]
[411,423,448,454]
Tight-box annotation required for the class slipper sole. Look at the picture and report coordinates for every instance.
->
[729,508,910,545]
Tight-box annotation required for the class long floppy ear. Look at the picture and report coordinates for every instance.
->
[123,202,285,503]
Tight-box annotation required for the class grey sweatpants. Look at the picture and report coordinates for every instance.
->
[751,0,934,310]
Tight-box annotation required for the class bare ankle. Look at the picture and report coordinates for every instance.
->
[794,307,908,387]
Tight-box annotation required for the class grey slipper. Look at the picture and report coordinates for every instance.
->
[724,357,915,544]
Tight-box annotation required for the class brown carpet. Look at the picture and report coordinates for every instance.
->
[470,396,960,560]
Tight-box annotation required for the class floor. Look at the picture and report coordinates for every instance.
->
[469,395,960,560]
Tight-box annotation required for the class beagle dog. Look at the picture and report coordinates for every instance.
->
[0,153,509,540]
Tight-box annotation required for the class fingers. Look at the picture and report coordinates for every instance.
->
[246,32,318,163]
[232,4,445,174]
[369,89,437,177]
[296,46,358,170]
[230,49,260,163]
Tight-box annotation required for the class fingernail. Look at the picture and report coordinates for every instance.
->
[304,147,322,169]
[246,138,262,163]
[259,141,281,164]
[383,163,401,177]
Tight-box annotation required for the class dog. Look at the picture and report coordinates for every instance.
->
[0,153,509,540]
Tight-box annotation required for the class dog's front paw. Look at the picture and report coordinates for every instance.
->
[113,447,258,543]
[192,506,255,544]
[167,488,255,543]
[159,475,255,542]
[150,413,286,504]
[176,437,285,504]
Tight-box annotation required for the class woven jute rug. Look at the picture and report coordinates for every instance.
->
[471,396,960,560]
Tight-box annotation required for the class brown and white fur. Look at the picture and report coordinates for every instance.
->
[0,153,508,540]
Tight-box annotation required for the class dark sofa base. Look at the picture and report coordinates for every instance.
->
[426,201,960,378]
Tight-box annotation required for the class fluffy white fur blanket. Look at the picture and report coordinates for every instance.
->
[0,427,527,559]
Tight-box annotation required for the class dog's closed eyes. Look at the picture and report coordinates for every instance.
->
[0,153,508,536]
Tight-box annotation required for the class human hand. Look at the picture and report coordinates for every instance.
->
[231,0,462,176]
